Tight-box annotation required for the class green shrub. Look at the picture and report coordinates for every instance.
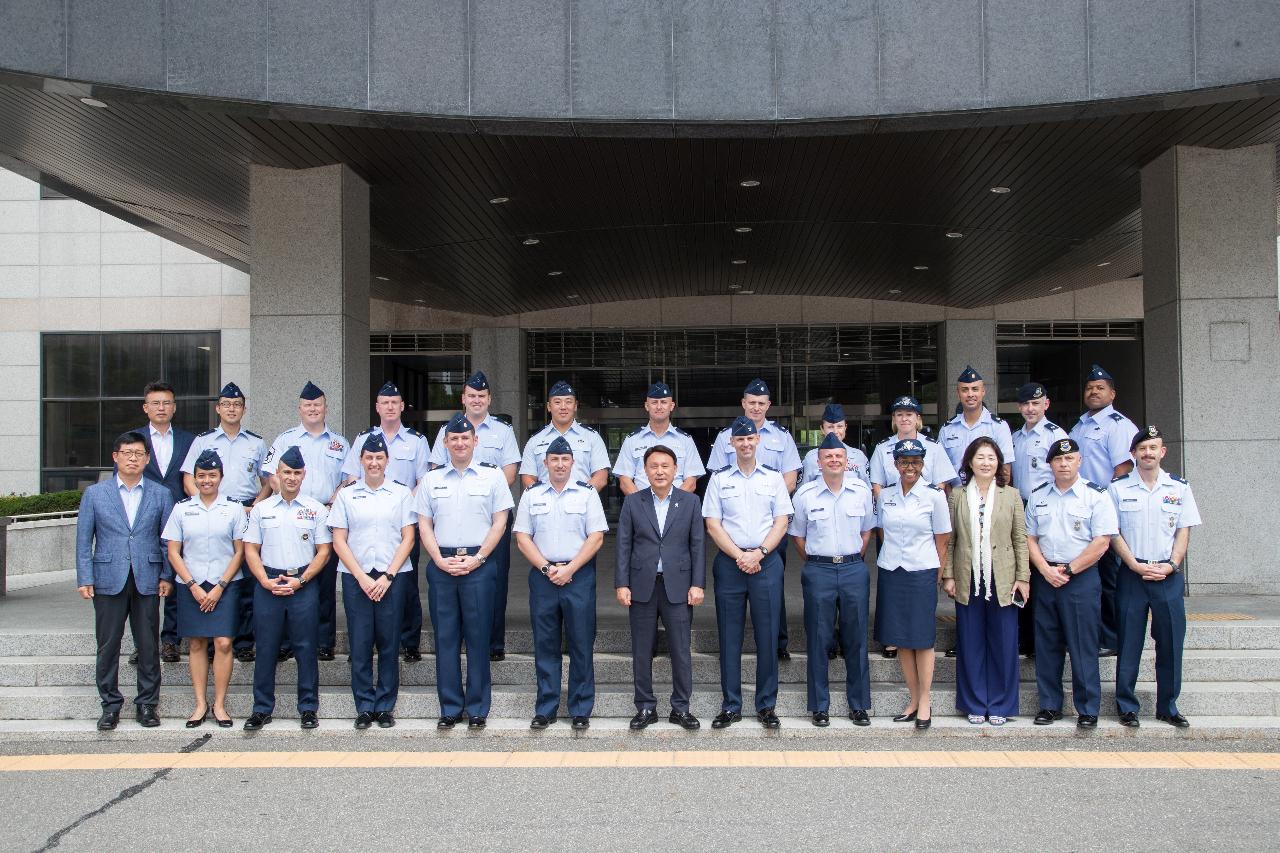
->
[0,490,84,517]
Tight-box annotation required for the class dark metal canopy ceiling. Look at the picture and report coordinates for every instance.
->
[0,74,1277,316]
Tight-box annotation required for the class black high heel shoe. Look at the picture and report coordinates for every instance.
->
[915,716,932,731]
[892,709,918,723]
[213,711,233,728]
[185,709,208,729]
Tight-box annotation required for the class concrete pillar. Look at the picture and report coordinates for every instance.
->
[249,164,369,444]
[938,319,998,424]
[471,327,529,441]
[1141,144,1279,594]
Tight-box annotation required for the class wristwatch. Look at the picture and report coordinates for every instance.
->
[184,577,198,587]
[1169,561,1182,574]
[217,579,228,589]
[540,564,552,576]
[475,552,487,563]
[297,575,308,586]
[758,545,771,557]
[1062,564,1074,577]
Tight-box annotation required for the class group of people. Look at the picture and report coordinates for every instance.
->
[76,362,1200,733]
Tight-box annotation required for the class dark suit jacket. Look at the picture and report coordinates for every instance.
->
[615,488,705,605]
[137,424,195,503]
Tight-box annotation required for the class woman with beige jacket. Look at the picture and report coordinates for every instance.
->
[942,437,1030,725]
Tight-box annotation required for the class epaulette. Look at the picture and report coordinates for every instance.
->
[370,423,380,431]
[197,428,215,437]
[576,480,591,488]
[532,479,544,487]
[928,484,944,491]
[491,413,513,426]
[923,434,940,443]
[1111,474,1126,482]
[1086,481,1107,493]
[711,466,730,474]
[178,495,194,504]
[761,464,778,472]
[479,461,497,468]
[393,480,408,487]
[991,414,1004,423]
[1032,482,1050,493]
[405,427,422,437]
[243,429,261,439]
[1169,474,1188,484]
[343,480,357,488]
[579,423,598,433]
[1044,421,1059,431]
[1109,412,1124,422]
[669,424,688,436]
[628,425,646,437]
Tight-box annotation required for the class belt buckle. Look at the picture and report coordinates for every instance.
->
[832,555,844,564]
[286,568,299,577]
[455,547,468,557]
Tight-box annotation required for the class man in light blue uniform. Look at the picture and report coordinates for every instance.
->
[1108,425,1202,729]
[938,366,1015,484]
[430,371,521,661]
[240,447,332,731]
[344,380,431,662]
[869,396,958,498]
[262,381,349,661]
[181,381,270,662]
[703,417,794,730]
[1068,364,1139,657]
[790,432,877,727]
[613,381,705,495]
[1024,438,1118,729]
[520,380,611,490]
[515,436,609,730]
[800,403,870,486]
[416,413,514,730]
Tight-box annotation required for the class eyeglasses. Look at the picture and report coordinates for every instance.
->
[115,450,148,460]
[144,400,175,408]
[217,400,245,409]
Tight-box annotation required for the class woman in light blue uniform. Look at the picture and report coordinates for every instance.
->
[162,449,247,728]
[874,438,952,730]
[329,433,417,730]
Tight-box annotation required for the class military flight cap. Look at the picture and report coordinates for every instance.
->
[548,380,576,398]
[646,381,672,399]
[218,381,244,400]
[278,446,306,469]
[299,381,324,401]
[821,403,846,424]
[361,433,388,455]
[546,436,574,456]
[957,365,983,383]
[1086,364,1114,382]
[892,438,926,458]
[819,432,845,451]
[1045,437,1080,461]
[444,412,474,433]
[743,378,770,397]
[1016,382,1047,403]
[465,371,489,391]
[1131,424,1164,451]
[193,449,223,470]
[730,416,758,437]
[376,381,401,398]
[890,395,923,414]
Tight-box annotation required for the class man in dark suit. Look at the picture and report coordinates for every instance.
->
[137,381,196,663]
[76,431,176,730]
[615,444,705,730]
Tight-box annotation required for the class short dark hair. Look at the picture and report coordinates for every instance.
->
[959,437,1008,487]
[113,431,149,453]
[643,444,678,466]
[143,381,175,397]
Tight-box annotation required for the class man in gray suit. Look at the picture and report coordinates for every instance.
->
[76,431,176,730]
[615,445,705,730]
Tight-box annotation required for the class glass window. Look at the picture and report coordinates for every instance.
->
[42,334,99,398]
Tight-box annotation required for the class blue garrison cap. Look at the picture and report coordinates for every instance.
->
[465,371,489,391]
[730,416,758,437]
[299,381,324,401]
[444,412,474,434]
[376,381,401,398]
[361,433,388,455]
[278,445,306,469]
[1131,424,1164,451]
[890,395,922,414]
[193,449,223,471]
[821,403,846,424]
[218,381,244,400]
[546,435,574,456]
[548,380,576,399]
[892,438,926,458]
[1045,437,1080,461]
[1087,364,1113,382]
[743,378,771,397]
[646,381,672,399]
[957,365,983,383]
[1017,382,1047,403]
[818,432,845,452]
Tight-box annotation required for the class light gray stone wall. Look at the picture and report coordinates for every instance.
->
[470,327,528,441]
[3,517,76,575]
[939,318,997,419]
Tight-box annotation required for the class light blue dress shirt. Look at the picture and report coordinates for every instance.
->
[1069,404,1139,486]
[116,476,144,528]
[875,483,952,571]
[869,435,958,489]
[701,463,794,550]
[1108,470,1202,561]
[429,415,521,470]
[342,424,430,489]
[1024,477,1119,564]
[181,427,268,502]
[327,479,416,574]
[706,419,802,476]
[520,421,611,484]
[938,407,1016,472]
[162,495,247,582]
[1011,419,1070,501]
[263,424,349,503]
[612,423,706,490]
[414,461,515,549]
[789,475,876,557]
[242,494,331,570]
[513,480,609,563]
[801,443,870,486]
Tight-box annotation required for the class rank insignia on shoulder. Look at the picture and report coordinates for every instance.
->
[760,464,778,472]
[1044,422,1059,431]
[711,466,730,474]
[393,480,408,487]
[178,496,194,504]
[1087,481,1108,492]
[197,428,216,437]
[580,423,598,433]
[923,434,939,443]
[244,429,262,439]
[479,461,497,468]
[1109,412,1124,421]
[1032,482,1050,493]
[1170,474,1188,484]
[928,484,944,491]
[1111,474,1126,482]
[576,480,591,488]
[628,425,645,437]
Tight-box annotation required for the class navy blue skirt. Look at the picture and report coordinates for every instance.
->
[874,567,938,649]
[176,579,242,639]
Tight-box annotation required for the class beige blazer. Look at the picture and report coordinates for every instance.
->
[942,484,1030,606]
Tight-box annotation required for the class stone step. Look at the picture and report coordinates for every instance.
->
[3,680,1277,720]
[4,648,1279,688]
[3,620,1276,657]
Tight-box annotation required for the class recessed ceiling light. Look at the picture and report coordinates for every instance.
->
[566,294,579,300]
[375,275,389,281]
[913,265,929,271]
[738,290,755,295]
[1050,286,1063,292]
[488,196,510,204]
[990,186,1011,194]
[735,226,753,233]
[414,298,426,303]
[1096,261,1111,267]
[945,231,964,238]
[888,289,902,295]
[739,179,760,188]
[522,237,540,245]
[79,97,108,109]
[731,259,747,265]
[728,283,742,291]
[547,270,563,276]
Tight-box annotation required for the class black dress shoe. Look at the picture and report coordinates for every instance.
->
[915,716,932,731]
[468,716,487,730]
[1118,711,1140,728]
[136,705,160,727]
[881,647,897,659]
[531,714,558,730]
[489,650,505,662]
[849,709,871,726]
[235,647,256,662]
[160,642,181,663]
[128,651,139,666]
[377,712,396,728]
[757,708,780,729]
[243,712,272,731]
[668,710,700,730]
[1033,709,1063,725]
[277,648,294,662]
[571,716,590,730]
[944,647,957,658]
[437,715,462,730]
[300,711,319,729]
[777,649,791,661]
[185,709,207,728]
[892,710,918,723]
[1157,712,1191,728]
[811,711,830,727]
[1098,647,1118,657]
[354,712,376,730]
[1077,714,1098,729]
[711,710,741,729]
[317,647,335,661]
[827,649,838,660]
[402,648,422,663]
[629,710,658,730]
[97,710,120,731]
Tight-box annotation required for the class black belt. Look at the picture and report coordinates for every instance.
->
[441,546,482,557]
[264,565,306,577]
[1136,557,1171,564]
[807,554,863,565]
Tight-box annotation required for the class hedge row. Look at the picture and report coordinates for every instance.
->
[0,490,84,517]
